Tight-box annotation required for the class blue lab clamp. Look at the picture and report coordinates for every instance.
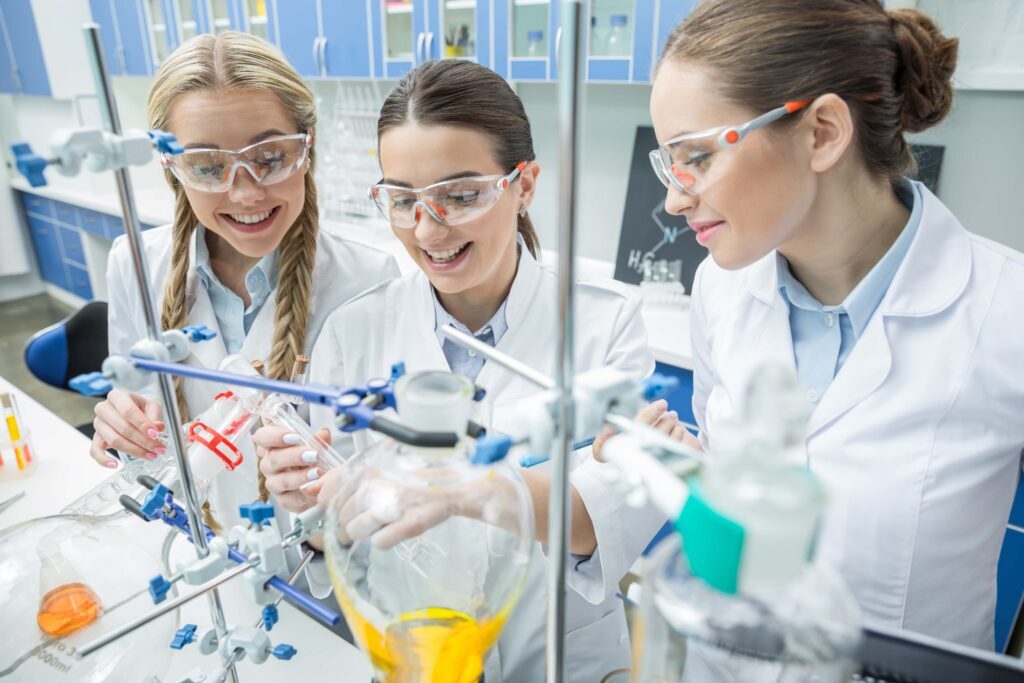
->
[262,604,279,631]
[149,574,173,604]
[180,325,217,342]
[170,624,198,649]
[11,142,48,187]
[239,502,275,527]
[272,644,297,661]
[472,434,513,465]
[641,373,681,402]
[69,371,114,397]
[140,483,172,520]
[147,130,184,155]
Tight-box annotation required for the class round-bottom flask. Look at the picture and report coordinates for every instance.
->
[323,371,535,683]
[0,514,178,682]
[631,535,861,683]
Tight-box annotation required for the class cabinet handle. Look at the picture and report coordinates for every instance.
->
[319,37,328,74]
[116,45,127,74]
[425,32,434,61]
[555,27,563,71]
[416,32,426,64]
[311,36,321,71]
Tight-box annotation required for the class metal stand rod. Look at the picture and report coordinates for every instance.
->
[549,2,586,680]
[82,23,236,682]
[440,326,554,390]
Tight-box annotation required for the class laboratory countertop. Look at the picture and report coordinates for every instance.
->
[0,375,372,683]
[10,179,694,370]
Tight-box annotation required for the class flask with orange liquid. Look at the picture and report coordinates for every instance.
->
[323,371,534,682]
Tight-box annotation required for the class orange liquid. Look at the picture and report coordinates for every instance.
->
[36,582,102,637]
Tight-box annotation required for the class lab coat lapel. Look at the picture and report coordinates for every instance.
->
[239,287,277,365]
[408,272,451,372]
[807,315,892,438]
[182,277,228,415]
[744,254,798,378]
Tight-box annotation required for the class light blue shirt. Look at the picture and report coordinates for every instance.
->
[432,289,510,383]
[778,180,922,404]
[194,226,278,354]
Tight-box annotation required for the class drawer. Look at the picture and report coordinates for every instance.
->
[65,262,93,300]
[79,209,106,238]
[29,224,68,290]
[58,226,86,266]
[27,215,53,240]
[103,214,124,239]
[53,201,79,226]
[22,193,51,217]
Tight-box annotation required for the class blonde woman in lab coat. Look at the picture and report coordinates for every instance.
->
[651,0,1024,650]
[255,60,683,681]
[92,32,398,528]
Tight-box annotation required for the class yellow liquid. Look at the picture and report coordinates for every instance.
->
[37,582,102,637]
[330,574,509,682]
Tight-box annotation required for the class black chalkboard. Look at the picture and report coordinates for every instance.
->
[612,128,946,288]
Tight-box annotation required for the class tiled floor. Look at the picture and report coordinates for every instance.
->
[0,294,98,428]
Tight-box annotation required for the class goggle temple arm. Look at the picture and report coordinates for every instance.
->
[718,99,813,147]
[496,161,528,191]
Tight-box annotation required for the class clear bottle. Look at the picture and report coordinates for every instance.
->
[606,14,629,57]
[589,14,607,57]
[526,29,544,57]
[322,371,534,683]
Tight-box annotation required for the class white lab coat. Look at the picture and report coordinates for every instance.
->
[106,223,399,528]
[690,181,1024,650]
[305,245,663,682]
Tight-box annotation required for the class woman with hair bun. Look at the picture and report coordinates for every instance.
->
[650,0,1024,650]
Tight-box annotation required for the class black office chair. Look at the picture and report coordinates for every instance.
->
[24,300,108,438]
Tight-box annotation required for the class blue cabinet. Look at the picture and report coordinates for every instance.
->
[270,0,373,78]
[271,0,319,76]
[19,193,103,300]
[89,0,155,76]
[0,0,51,96]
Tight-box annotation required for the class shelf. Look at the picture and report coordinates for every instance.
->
[385,2,413,15]
[250,15,267,25]
[514,0,550,6]
[446,0,476,9]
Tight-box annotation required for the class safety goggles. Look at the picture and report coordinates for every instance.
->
[368,162,527,228]
[161,133,311,193]
[649,100,811,196]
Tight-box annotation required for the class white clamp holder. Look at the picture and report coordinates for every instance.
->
[174,537,232,585]
[242,522,288,606]
[48,127,155,178]
[100,331,192,391]
[218,625,272,665]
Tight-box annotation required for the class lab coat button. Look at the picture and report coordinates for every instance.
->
[468,350,478,358]
[825,313,835,328]
[807,389,820,403]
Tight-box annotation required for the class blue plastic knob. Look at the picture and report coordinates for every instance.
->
[69,371,113,397]
[471,434,513,465]
[180,324,217,342]
[147,130,184,155]
[641,373,681,401]
[140,484,171,519]
[11,143,48,187]
[169,624,197,649]
[239,502,275,526]
[271,644,297,661]
[262,604,279,631]
[389,362,406,382]
[149,575,173,605]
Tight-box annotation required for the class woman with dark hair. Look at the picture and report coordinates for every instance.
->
[256,59,683,680]
[652,0,1024,649]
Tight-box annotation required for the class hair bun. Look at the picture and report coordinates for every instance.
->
[888,8,959,133]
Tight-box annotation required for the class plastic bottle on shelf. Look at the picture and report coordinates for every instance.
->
[590,15,607,56]
[526,30,544,57]
[606,14,629,56]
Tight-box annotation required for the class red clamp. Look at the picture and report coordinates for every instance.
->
[188,421,243,471]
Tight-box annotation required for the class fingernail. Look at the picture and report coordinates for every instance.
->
[145,451,158,460]
[300,479,319,492]
[306,467,320,480]
[146,428,159,439]
[154,446,166,456]
[283,433,303,445]
[104,460,118,469]
[155,421,165,430]
[301,449,318,463]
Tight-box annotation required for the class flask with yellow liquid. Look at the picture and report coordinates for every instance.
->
[323,371,535,683]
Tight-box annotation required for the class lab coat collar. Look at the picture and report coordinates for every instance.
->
[745,180,971,319]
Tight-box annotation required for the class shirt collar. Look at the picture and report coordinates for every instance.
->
[432,287,510,348]
[194,225,278,301]
[777,179,923,337]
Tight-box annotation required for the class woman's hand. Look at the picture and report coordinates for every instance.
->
[254,424,332,514]
[592,399,693,462]
[89,389,165,467]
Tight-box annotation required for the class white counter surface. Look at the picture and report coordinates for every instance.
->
[11,179,693,369]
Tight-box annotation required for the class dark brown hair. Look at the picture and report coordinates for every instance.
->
[659,0,958,182]
[377,59,539,256]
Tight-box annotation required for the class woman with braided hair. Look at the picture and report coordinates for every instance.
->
[651,0,1024,650]
[92,31,398,529]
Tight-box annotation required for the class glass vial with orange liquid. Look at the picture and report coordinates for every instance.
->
[0,392,37,480]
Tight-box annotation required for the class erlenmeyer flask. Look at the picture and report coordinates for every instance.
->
[0,514,178,682]
[323,371,534,682]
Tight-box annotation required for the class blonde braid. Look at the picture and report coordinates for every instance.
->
[257,176,319,502]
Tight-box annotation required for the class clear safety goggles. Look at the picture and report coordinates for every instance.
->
[368,162,527,228]
[649,100,811,196]
[161,133,311,193]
